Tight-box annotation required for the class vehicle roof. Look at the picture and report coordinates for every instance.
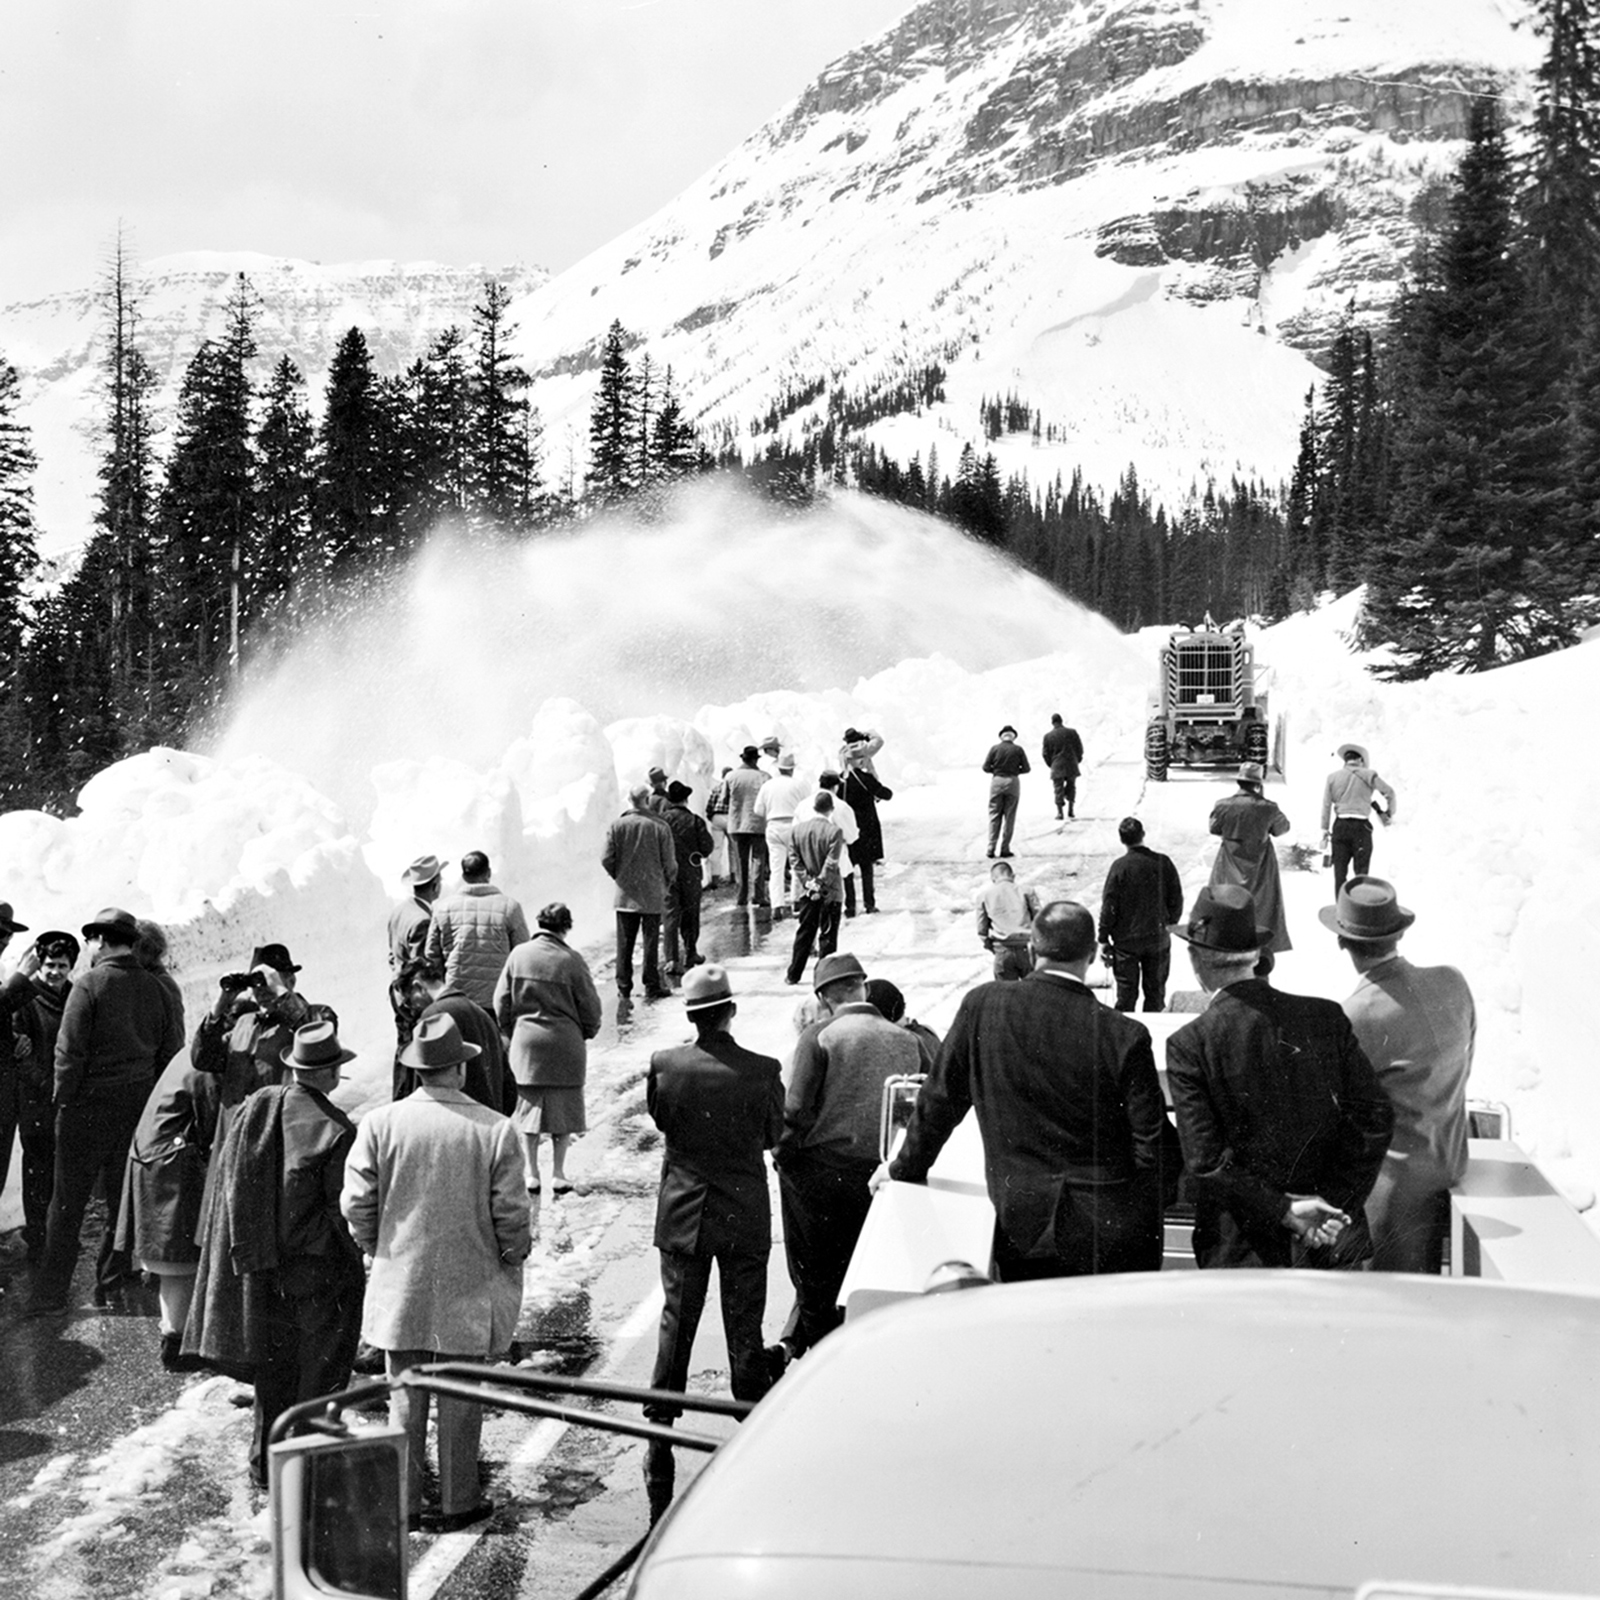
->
[633,1273,1600,1600]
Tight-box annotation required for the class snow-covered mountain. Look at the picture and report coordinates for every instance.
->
[0,253,547,561]
[0,0,1543,559]
[512,0,1539,503]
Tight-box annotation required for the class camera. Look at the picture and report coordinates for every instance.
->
[219,971,258,993]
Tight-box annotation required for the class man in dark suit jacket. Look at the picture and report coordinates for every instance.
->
[1098,816,1185,1013]
[1041,712,1084,820]
[1166,885,1394,1269]
[643,964,783,1517]
[883,901,1178,1280]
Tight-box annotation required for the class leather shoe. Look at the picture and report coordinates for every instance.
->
[423,1500,495,1534]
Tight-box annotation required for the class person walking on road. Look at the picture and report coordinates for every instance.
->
[341,1013,531,1533]
[402,960,512,1114]
[424,853,529,1009]
[603,785,678,1007]
[1166,886,1393,1270]
[1041,713,1084,821]
[1322,876,1474,1273]
[1098,817,1185,1013]
[493,903,603,1197]
[755,754,811,914]
[784,792,846,986]
[1208,762,1291,952]
[387,854,443,1069]
[880,901,1178,1280]
[725,746,771,909]
[776,953,923,1355]
[642,964,784,1520]
[9,931,77,1267]
[1320,744,1396,895]
[981,724,1030,858]
[976,860,1039,982]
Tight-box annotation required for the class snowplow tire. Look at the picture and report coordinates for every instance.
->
[1243,721,1269,769]
[1145,723,1169,783]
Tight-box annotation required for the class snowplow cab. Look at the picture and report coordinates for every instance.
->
[1145,615,1285,780]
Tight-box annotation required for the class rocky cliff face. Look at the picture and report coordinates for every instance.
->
[0,254,546,559]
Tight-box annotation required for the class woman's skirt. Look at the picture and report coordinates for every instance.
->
[512,1083,587,1138]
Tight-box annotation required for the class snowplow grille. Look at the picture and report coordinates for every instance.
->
[1169,641,1242,709]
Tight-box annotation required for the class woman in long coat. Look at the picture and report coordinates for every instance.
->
[493,902,603,1196]
[1207,764,1292,952]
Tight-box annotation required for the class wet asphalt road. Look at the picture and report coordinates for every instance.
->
[0,790,1128,1600]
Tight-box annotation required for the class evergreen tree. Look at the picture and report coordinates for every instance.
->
[254,356,316,621]
[648,367,701,480]
[314,327,385,575]
[1520,0,1600,333]
[467,281,534,526]
[1368,98,1571,674]
[0,354,39,661]
[586,320,638,506]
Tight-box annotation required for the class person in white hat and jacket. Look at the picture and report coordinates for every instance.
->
[1319,744,1397,895]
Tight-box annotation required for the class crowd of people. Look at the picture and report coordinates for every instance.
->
[0,723,1470,1531]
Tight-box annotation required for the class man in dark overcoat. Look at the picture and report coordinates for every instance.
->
[1040,712,1084,820]
[186,1020,366,1489]
[1098,816,1185,1013]
[660,780,713,976]
[883,901,1178,1280]
[643,964,783,1519]
[1166,885,1394,1269]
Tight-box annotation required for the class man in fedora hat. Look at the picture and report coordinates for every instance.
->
[28,907,184,1315]
[777,952,923,1355]
[659,780,713,977]
[724,745,771,909]
[388,854,444,1069]
[783,791,846,985]
[342,1013,531,1532]
[1320,745,1397,895]
[642,964,783,1520]
[755,751,810,914]
[1166,885,1394,1270]
[185,1019,365,1485]
[603,786,679,1005]
[883,901,1178,1281]
[981,724,1031,858]
[1323,876,1474,1273]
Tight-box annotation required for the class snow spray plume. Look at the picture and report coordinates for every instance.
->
[214,478,1132,816]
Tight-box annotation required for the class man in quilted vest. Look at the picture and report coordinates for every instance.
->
[424,852,530,1008]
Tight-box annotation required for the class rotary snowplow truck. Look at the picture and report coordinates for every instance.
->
[1144,616,1285,781]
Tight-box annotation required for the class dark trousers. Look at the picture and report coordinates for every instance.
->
[1051,774,1078,816]
[994,1179,1164,1281]
[785,896,841,984]
[20,1124,55,1254]
[778,1151,876,1354]
[851,854,876,913]
[645,1245,771,1423]
[616,910,663,997]
[1111,944,1171,1012]
[34,1079,150,1305]
[390,977,421,1101]
[991,940,1032,982]
[1330,817,1374,893]
[250,1267,364,1485]
[731,834,769,906]
[0,1073,16,1197]
[662,882,704,973]
[987,783,1020,854]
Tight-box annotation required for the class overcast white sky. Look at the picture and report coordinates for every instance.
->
[0,0,913,303]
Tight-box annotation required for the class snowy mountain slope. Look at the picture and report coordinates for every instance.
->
[0,253,547,561]
[512,0,1541,502]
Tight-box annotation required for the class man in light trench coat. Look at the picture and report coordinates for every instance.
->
[341,1013,531,1532]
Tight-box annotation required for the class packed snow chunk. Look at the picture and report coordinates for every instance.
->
[695,690,861,782]
[363,757,525,891]
[605,714,715,800]
[0,748,355,929]
[500,698,620,819]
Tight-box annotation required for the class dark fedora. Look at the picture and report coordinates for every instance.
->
[740,744,761,763]
[1171,885,1272,951]
[1318,875,1415,942]
[666,780,693,803]
[399,1012,481,1071]
[250,943,302,974]
[280,1018,357,1070]
[82,906,139,943]
[813,951,866,993]
[998,724,1018,738]
[0,902,28,934]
